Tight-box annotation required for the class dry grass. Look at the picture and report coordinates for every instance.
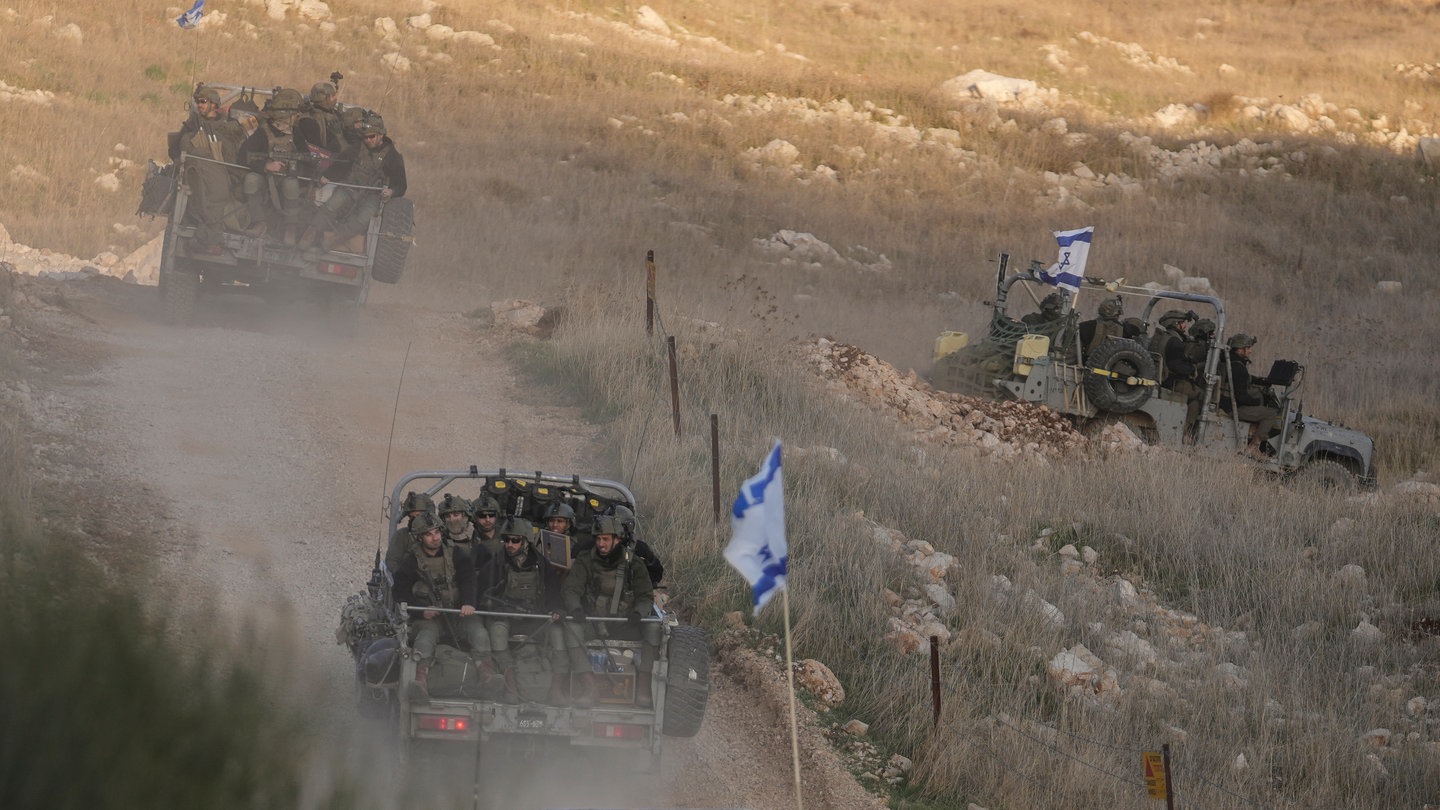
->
[5,0,1440,805]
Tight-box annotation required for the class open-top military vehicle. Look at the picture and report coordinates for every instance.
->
[931,254,1376,488]
[336,468,710,772]
[138,83,414,324]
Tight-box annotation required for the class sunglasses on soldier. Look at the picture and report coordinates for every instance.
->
[503,536,525,544]
[476,511,497,519]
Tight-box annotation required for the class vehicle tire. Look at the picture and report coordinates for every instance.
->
[371,197,413,284]
[661,625,709,738]
[1292,459,1357,493]
[1083,338,1155,414]
[160,264,198,325]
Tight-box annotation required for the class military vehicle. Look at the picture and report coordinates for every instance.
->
[336,468,710,772]
[931,254,1376,489]
[137,83,414,323]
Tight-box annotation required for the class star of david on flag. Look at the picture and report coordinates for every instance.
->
[724,441,788,613]
[177,0,206,29]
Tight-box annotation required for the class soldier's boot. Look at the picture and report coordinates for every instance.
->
[634,670,653,708]
[405,663,430,702]
[546,673,570,706]
[501,668,520,704]
[572,672,599,709]
[476,658,506,699]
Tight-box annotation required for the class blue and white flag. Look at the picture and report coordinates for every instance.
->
[176,0,205,29]
[1037,226,1093,292]
[724,441,787,613]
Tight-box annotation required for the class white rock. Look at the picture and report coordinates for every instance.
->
[1375,281,1401,294]
[924,583,957,616]
[452,30,495,47]
[942,69,1037,102]
[374,17,398,38]
[634,5,671,36]
[1233,753,1248,771]
[1361,728,1392,747]
[1270,105,1312,132]
[406,13,432,29]
[1336,564,1367,587]
[296,0,329,21]
[1351,620,1384,644]
[54,22,82,43]
[93,173,121,193]
[425,24,455,41]
[747,139,800,168]
[381,52,412,74]
[1406,697,1427,717]
[1365,753,1388,778]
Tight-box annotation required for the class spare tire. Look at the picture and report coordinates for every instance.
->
[661,625,710,738]
[1083,338,1155,414]
[370,197,413,284]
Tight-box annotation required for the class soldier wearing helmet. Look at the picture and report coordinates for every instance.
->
[302,81,344,153]
[1077,295,1126,361]
[300,111,407,252]
[1021,292,1066,328]
[560,515,661,709]
[384,490,437,572]
[237,87,312,240]
[169,84,245,253]
[609,504,665,587]
[390,510,492,698]
[481,517,567,703]
[438,494,474,547]
[1151,310,1203,441]
[1219,333,1279,460]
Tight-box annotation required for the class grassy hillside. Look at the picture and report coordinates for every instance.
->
[3,1,1439,806]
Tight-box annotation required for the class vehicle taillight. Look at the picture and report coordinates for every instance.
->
[416,715,470,732]
[592,722,649,740]
[317,262,358,278]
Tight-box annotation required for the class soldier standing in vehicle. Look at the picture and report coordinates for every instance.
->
[484,518,565,704]
[1151,310,1203,442]
[384,490,436,573]
[560,516,661,709]
[1219,333,1279,460]
[238,88,312,241]
[299,113,406,252]
[170,85,245,253]
[391,512,492,696]
[1078,296,1126,361]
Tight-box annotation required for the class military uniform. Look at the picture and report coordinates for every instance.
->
[1152,314,1202,439]
[1218,336,1279,455]
[172,87,245,248]
[306,117,406,247]
[391,536,489,659]
[238,89,312,233]
[560,524,661,707]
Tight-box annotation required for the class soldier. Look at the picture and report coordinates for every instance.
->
[1020,292,1064,328]
[169,85,246,253]
[390,512,492,697]
[1218,333,1279,460]
[1077,296,1126,361]
[300,113,406,252]
[542,502,577,538]
[560,516,661,709]
[1151,310,1203,442]
[301,81,344,154]
[438,494,474,548]
[610,504,664,587]
[237,88,313,241]
[384,490,436,573]
[337,104,368,149]
[483,518,565,704]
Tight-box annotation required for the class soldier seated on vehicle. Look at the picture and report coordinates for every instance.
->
[391,512,493,698]
[299,113,406,253]
[238,88,316,243]
[300,81,344,155]
[1020,292,1064,329]
[482,518,569,704]
[560,516,662,709]
[1077,296,1126,362]
[1151,310,1202,441]
[1218,332,1280,460]
[438,494,474,548]
[610,504,664,588]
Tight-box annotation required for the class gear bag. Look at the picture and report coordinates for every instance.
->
[425,644,483,698]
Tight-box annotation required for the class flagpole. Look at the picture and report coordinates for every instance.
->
[781,586,804,810]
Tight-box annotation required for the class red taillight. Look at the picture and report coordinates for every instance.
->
[592,723,649,740]
[416,715,470,732]
[317,262,359,278]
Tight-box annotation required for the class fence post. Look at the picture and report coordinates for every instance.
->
[711,414,721,523]
[646,249,656,335]
[667,336,681,438]
[930,635,942,725]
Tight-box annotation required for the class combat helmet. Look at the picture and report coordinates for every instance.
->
[1040,292,1064,313]
[401,491,435,515]
[593,515,625,538]
[610,504,637,538]
[1158,309,1193,327]
[310,81,337,105]
[1097,297,1123,318]
[499,517,535,542]
[1227,333,1257,350]
[360,113,386,136]
[408,511,443,539]
[470,494,501,520]
[1191,318,1216,341]
[439,494,472,517]
[265,87,304,117]
[543,501,576,526]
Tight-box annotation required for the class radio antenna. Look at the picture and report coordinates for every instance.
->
[378,341,413,552]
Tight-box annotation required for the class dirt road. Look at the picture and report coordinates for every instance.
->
[24,277,885,810]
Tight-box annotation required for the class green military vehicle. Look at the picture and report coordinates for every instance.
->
[336,468,710,772]
[931,254,1376,489]
[138,83,414,323]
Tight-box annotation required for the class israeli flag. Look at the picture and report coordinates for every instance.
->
[724,442,787,613]
[1037,226,1093,292]
[176,0,205,29]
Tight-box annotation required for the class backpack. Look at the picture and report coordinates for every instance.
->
[425,645,482,698]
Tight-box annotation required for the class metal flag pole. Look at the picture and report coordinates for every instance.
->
[781,586,804,810]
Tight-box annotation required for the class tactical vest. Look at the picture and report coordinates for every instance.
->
[593,552,636,615]
[262,123,301,160]
[503,561,541,610]
[349,142,389,188]
[1150,327,1180,382]
[412,545,459,607]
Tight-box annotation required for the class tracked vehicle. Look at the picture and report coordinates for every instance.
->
[931,254,1376,488]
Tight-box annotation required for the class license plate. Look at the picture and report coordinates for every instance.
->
[517,713,547,730]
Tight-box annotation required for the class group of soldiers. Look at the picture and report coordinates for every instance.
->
[169,79,407,253]
[1024,292,1280,457]
[383,490,666,709]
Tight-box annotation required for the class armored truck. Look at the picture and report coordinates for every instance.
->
[931,254,1376,489]
[336,468,710,772]
[138,83,414,323]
